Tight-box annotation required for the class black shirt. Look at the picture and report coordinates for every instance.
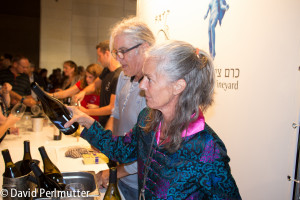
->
[98,67,122,126]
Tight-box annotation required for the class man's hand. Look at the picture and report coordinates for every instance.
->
[2,83,12,94]
[95,170,110,189]
[23,96,37,107]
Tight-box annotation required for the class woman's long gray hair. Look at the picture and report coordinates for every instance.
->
[143,40,215,153]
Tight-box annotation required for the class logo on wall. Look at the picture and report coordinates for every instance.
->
[155,10,170,42]
[204,0,229,59]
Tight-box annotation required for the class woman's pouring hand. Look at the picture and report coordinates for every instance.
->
[64,106,95,129]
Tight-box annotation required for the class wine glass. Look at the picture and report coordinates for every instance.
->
[11,102,27,118]
[31,104,41,116]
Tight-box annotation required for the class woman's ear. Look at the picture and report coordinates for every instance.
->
[173,79,186,95]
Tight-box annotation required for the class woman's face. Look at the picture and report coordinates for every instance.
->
[139,59,176,112]
[63,64,74,77]
[85,72,96,85]
[113,34,144,79]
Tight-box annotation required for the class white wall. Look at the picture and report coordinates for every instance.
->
[40,0,136,72]
[137,0,300,199]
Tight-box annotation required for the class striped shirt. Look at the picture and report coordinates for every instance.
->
[0,68,31,96]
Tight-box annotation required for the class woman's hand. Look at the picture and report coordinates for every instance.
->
[7,114,21,127]
[73,91,86,103]
[86,104,98,109]
[7,114,21,135]
[64,106,95,129]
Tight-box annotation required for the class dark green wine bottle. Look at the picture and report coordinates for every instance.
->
[103,167,121,200]
[20,140,33,175]
[31,82,79,135]
[29,161,62,197]
[2,149,22,178]
[38,146,66,189]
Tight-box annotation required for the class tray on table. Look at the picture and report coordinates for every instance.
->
[35,171,100,200]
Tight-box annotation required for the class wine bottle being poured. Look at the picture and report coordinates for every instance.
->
[31,82,79,135]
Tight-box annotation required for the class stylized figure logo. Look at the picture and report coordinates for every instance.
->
[155,10,170,42]
[204,0,229,59]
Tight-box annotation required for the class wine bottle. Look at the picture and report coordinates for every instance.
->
[29,161,62,197]
[31,82,79,135]
[103,167,121,200]
[38,146,66,189]
[2,149,22,178]
[53,130,62,140]
[20,140,33,175]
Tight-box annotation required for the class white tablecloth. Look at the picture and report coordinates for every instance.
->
[0,119,110,199]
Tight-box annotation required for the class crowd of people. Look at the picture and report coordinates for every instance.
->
[0,16,241,199]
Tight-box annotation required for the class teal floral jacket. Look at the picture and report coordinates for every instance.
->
[81,108,241,199]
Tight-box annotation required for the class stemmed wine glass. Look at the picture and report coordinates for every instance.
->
[10,102,27,134]
[11,102,27,118]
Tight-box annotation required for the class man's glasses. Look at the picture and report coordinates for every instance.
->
[111,43,142,59]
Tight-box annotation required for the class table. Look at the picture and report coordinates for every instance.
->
[0,116,109,199]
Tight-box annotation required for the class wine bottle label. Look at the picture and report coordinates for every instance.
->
[62,115,76,129]
[53,115,75,131]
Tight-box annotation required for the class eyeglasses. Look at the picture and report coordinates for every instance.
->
[111,43,142,59]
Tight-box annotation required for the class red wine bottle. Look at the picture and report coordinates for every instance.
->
[31,82,79,135]
[2,149,22,178]
[20,140,33,175]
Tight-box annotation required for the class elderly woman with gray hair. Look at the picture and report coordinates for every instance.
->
[65,40,241,199]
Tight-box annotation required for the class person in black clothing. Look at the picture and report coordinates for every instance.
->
[0,55,37,108]
[24,62,47,99]
[48,68,63,92]
[73,40,122,127]
[39,68,51,92]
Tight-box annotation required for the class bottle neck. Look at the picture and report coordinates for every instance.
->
[109,167,117,184]
[24,141,31,154]
[30,162,43,177]
[2,149,13,164]
[31,82,50,103]
[23,147,32,160]
[38,147,51,163]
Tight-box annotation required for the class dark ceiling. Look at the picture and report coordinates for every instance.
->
[0,0,40,18]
